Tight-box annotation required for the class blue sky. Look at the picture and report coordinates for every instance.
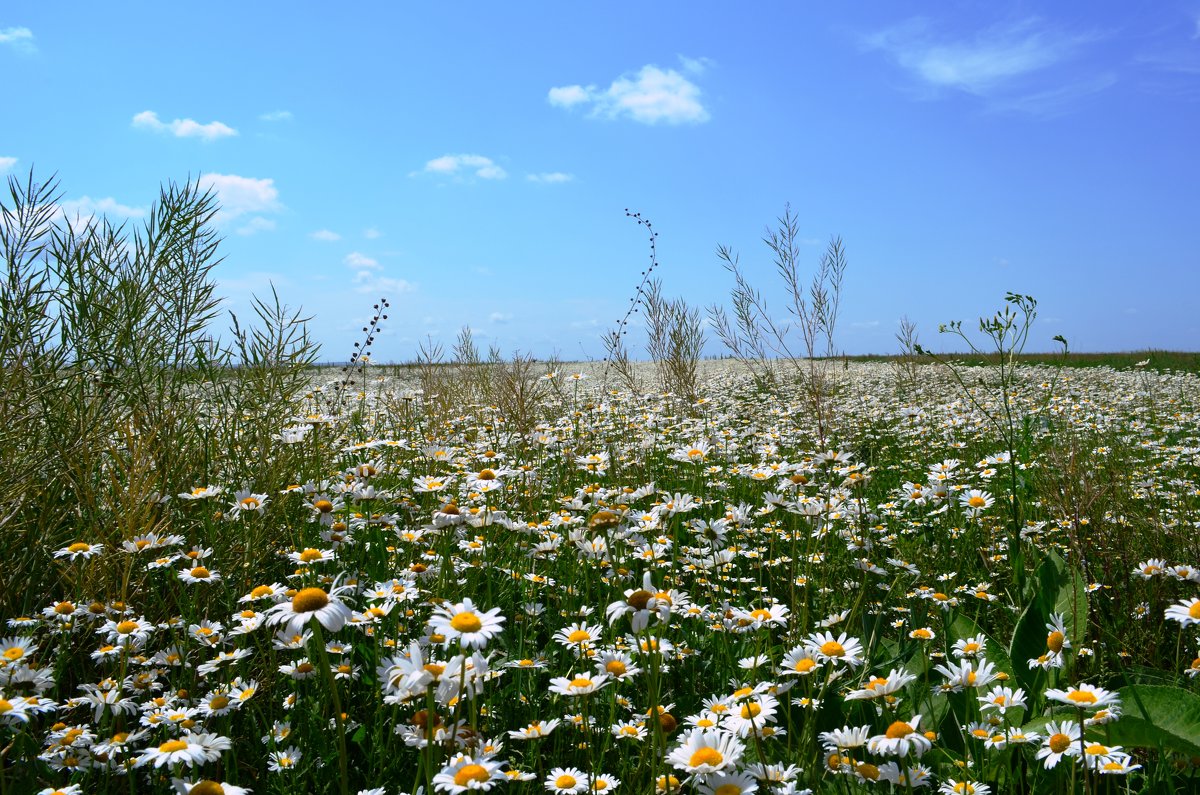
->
[3,3,1198,360]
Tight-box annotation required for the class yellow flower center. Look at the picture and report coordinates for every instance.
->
[750,609,773,621]
[689,747,724,768]
[626,590,653,610]
[451,612,483,633]
[190,566,210,579]
[1190,602,1200,620]
[555,774,578,788]
[292,588,329,613]
[1049,733,1072,753]
[1047,630,1065,652]
[477,469,496,480]
[856,763,880,781]
[424,664,445,678]
[158,740,189,753]
[190,783,225,795]
[55,602,75,615]
[740,702,762,719]
[885,721,914,739]
[0,699,11,713]
[250,585,274,598]
[820,641,846,657]
[208,696,230,711]
[299,549,324,563]
[115,620,139,634]
[454,764,490,786]
[240,497,260,508]
[568,629,592,643]
[968,496,986,508]
[570,677,593,689]
[606,661,627,676]
[1085,743,1107,755]
[67,542,91,553]
[1066,690,1097,705]
[794,658,816,673]
[2,648,22,661]
[314,500,334,513]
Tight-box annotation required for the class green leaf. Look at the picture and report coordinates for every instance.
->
[1009,597,1049,694]
[1103,685,1200,757]
[1053,565,1088,649]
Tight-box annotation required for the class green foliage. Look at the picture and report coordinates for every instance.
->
[1106,685,1200,756]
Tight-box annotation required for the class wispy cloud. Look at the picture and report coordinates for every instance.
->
[864,18,1099,97]
[310,229,341,241]
[364,227,382,239]
[259,110,293,122]
[489,312,512,324]
[526,172,574,184]
[56,196,147,229]
[0,156,16,174]
[985,73,1117,116]
[199,174,281,230]
[341,251,413,296]
[344,252,381,270]
[236,217,276,236]
[414,154,507,180]
[0,27,35,54]
[133,110,238,141]
[354,274,414,295]
[549,61,711,125]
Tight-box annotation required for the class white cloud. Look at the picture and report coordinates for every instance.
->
[363,227,382,239]
[548,63,710,124]
[199,173,281,221]
[56,196,147,229]
[344,251,381,270]
[526,172,574,184]
[310,229,341,241]
[864,18,1098,96]
[678,55,714,75]
[259,110,293,122]
[416,154,507,180]
[547,85,591,107]
[133,110,238,141]
[0,156,16,174]
[343,253,379,272]
[353,271,415,295]
[985,73,1116,116]
[0,27,34,53]
[236,217,276,236]
[489,312,512,324]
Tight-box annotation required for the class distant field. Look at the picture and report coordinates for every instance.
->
[842,349,1200,372]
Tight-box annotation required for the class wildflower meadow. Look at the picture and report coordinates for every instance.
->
[3,175,1200,795]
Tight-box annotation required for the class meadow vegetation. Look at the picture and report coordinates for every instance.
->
[3,174,1200,795]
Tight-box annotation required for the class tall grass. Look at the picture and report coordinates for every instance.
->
[0,171,319,618]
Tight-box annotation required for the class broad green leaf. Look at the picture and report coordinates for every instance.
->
[1053,565,1089,649]
[1009,597,1049,694]
[1103,685,1200,757]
